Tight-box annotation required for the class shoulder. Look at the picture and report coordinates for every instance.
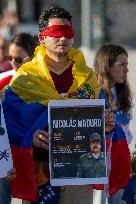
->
[79,153,91,160]
[80,153,88,159]
[100,152,105,158]
[87,69,100,88]
[85,71,101,99]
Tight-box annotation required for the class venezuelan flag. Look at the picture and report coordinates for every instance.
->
[0,75,13,91]
[3,86,49,200]
[108,122,131,195]
[93,90,131,196]
[2,45,100,201]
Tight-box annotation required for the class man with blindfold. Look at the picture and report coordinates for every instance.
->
[3,6,115,204]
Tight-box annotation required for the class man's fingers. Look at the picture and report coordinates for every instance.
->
[7,167,16,176]
[39,134,49,143]
[37,129,48,137]
[33,129,49,150]
[4,168,16,181]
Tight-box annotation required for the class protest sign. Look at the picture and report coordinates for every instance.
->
[48,99,107,186]
[0,101,13,178]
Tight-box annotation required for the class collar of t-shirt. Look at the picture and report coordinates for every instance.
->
[49,65,73,96]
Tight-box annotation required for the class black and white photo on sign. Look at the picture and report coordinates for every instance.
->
[0,101,13,178]
[48,99,107,186]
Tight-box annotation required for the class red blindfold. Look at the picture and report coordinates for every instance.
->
[39,25,74,39]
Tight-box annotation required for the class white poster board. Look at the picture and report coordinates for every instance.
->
[0,100,13,178]
[48,99,108,186]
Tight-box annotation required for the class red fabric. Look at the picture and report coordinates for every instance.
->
[39,25,74,39]
[50,65,73,94]
[10,145,37,201]
[93,138,131,196]
[0,75,13,90]
[108,139,130,194]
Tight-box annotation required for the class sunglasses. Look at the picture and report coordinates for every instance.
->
[8,56,29,63]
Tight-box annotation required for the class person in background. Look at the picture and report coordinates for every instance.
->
[3,7,114,204]
[0,32,38,204]
[0,35,12,73]
[94,44,133,204]
[122,151,136,204]
[0,32,39,92]
[8,33,38,72]
[0,8,19,41]
[0,168,16,204]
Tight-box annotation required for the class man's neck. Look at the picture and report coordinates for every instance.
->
[45,50,70,75]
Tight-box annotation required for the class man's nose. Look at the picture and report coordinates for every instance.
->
[124,66,129,73]
[10,59,18,70]
[60,36,67,41]
[10,58,16,64]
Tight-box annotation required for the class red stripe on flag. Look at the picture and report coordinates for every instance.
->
[0,75,13,90]
[10,145,37,201]
[109,138,131,195]
[93,138,131,196]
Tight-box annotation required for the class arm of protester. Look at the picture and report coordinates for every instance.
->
[33,129,49,150]
[4,167,16,181]
[105,108,115,133]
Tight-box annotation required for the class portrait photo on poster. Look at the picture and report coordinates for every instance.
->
[48,99,108,186]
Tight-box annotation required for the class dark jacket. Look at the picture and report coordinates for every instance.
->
[77,152,106,178]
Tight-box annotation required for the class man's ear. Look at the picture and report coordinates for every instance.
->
[38,33,45,45]
[71,38,74,45]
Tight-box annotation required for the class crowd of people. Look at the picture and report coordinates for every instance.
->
[0,5,135,204]
[0,8,19,41]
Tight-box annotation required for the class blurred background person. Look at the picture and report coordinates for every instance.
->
[0,8,19,41]
[0,168,16,204]
[8,32,38,71]
[0,35,12,73]
[0,32,39,92]
[0,32,38,204]
[94,44,133,204]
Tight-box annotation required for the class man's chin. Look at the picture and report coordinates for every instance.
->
[56,51,69,56]
[57,47,70,53]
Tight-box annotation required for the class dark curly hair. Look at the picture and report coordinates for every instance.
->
[38,6,72,32]
[11,32,39,57]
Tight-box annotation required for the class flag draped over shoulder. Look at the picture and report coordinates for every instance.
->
[93,127,130,196]
[0,75,13,91]
[2,45,100,201]
[108,121,131,195]
[93,90,131,196]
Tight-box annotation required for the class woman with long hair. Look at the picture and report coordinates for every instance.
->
[94,44,133,204]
